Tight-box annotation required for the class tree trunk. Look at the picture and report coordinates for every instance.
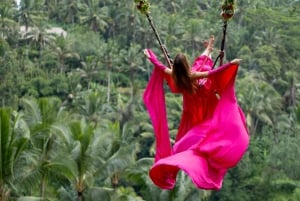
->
[40,174,46,200]
[107,65,111,105]
[0,185,10,201]
[77,191,83,201]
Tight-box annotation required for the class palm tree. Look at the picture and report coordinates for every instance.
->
[52,117,139,201]
[80,0,110,33]
[119,43,144,86]
[98,39,120,105]
[44,0,61,21]
[69,83,109,127]
[17,97,70,200]
[132,9,152,49]
[23,26,56,52]
[60,0,82,24]
[42,37,80,74]
[0,108,30,201]
[94,118,140,189]
[163,13,185,52]
[182,18,207,57]
[16,3,33,31]
[64,119,97,201]
[112,0,139,43]
[253,45,282,83]
[22,24,56,70]
[0,2,18,40]
[236,72,282,135]
[16,0,47,30]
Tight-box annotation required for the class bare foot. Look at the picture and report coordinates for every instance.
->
[207,35,214,52]
[230,58,242,64]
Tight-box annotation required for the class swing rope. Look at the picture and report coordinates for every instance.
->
[135,0,235,69]
[145,13,173,68]
[135,0,173,69]
[213,0,235,69]
[212,20,227,69]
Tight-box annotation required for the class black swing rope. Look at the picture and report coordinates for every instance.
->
[135,0,173,69]
[213,0,235,69]
[212,20,228,69]
[145,13,173,69]
[134,0,235,69]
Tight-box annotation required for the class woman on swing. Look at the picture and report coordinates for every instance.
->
[144,35,241,141]
[143,35,249,190]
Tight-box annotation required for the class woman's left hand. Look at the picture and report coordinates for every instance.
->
[143,49,150,58]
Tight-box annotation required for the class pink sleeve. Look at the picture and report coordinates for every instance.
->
[146,49,168,71]
[143,57,172,162]
[146,49,180,93]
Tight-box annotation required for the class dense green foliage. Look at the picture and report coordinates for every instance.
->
[0,0,299,200]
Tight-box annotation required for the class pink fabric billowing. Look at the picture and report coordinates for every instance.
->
[143,50,249,190]
[143,63,172,162]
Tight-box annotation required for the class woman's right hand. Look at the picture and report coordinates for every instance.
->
[143,49,169,72]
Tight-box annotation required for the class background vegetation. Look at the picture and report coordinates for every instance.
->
[0,0,299,200]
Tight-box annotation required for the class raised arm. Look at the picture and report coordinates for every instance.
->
[190,71,209,79]
[144,49,172,75]
[191,58,242,79]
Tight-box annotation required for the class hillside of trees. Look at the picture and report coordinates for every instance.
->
[0,0,299,200]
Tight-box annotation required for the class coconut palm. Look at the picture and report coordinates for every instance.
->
[51,116,139,201]
[182,18,207,57]
[112,0,140,43]
[236,72,282,135]
[98,39,120,105]
[0,2,18,40]
[44,0,61,21]
[70,83,110,128]
[22,25,56,52]
[80,0,110,33]
[61,118,99,201]
[119,43,145,86]
[163,13,186,52]
[21,24,57,70]
[16,0,47,30]
[42,37,80,74]
[17,97,70,200]
[0,108,30,201]
[60,0,82,24]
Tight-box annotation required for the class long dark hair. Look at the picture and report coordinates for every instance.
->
[172,54,197,94]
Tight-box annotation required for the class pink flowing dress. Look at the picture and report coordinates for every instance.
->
[143,50,249,190]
